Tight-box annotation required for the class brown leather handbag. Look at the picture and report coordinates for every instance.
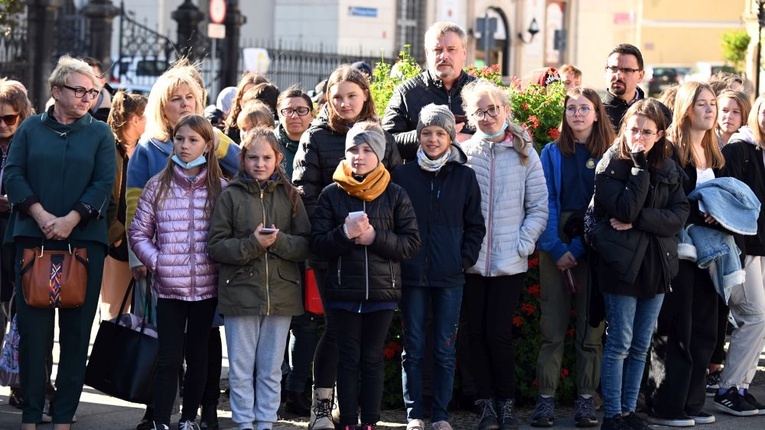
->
[20,243,89,308]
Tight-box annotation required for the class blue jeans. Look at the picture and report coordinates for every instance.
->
[601,292,664,418]
[401,285,463,422]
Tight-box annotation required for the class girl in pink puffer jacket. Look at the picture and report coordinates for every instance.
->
[128,114,226,430]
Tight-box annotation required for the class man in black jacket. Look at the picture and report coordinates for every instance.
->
[382,21,475,161]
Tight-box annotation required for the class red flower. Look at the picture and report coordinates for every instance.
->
[560,368,570,378]
[513,316,524,327]
[527,284,541,297]
[548,128,560,140]
[521,302,536,316]
[383,341,402,359]
[522,103,530,111]
[528,115,540,129]
[528,257,539,269]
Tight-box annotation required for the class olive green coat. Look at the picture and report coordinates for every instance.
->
[207,174,312,316]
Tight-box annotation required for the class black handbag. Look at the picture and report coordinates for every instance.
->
[85,279,158,404]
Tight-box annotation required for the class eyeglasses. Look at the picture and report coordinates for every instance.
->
[280,107,311,117]
[629,127,658,138]
[472,105,501,120]
[0,114,19,125]
[61,85,100,99]
[565,106,592,116]
[605,66,641,75]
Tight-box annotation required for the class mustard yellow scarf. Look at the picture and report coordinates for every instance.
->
[332,160,390,202]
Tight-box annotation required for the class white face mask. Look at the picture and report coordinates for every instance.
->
[171,154,207,169]
[478,121,508,140]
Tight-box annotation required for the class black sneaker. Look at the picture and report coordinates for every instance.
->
[475,398,500,430]
[530,396,554,427]
[713,387,758,416]
[497,398,518,430]
[621,412,650,430]
[646,413,695,427]
[8,388,23,409]
[200,404,219,429]
[705,369,722,397]
[601,415,626,430]
[574,396,599,427]
[742,389,765,415]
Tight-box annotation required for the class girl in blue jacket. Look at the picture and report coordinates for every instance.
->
[532,87,613,428]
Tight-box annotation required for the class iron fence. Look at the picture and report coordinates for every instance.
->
[0,19,28,82]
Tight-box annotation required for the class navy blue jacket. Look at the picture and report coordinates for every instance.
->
[392,147,485,287]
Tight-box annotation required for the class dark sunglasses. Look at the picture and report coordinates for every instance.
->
[0,114,19,125]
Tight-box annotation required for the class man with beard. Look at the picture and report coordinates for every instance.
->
[602,44,671,129]
[382,22,475,161]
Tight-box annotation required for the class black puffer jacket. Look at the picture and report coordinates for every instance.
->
[589,146,689,297]
[391,146,485,287]
[310,182,420,303]
[292,110,402,217]
[382,70,475,161]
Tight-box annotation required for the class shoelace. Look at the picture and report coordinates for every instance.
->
[314,398,333,419]
[179,421,199,430]
[476,399,498,421]
[500,400,516,423]
[576,398,595,417]
[533,398,554,418]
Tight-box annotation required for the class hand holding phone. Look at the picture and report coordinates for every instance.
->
[259,228,278,234]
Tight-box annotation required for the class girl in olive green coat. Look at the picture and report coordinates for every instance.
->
[207,127,311,430]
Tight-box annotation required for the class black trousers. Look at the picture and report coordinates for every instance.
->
[330,308,394,426]
[312,267,337,388]
[648,260,718,417]
[464,273,524,400]
[201,327,222,406]
[153,297,217,425]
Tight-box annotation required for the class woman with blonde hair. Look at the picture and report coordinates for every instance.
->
[716,90,751,147]
[460,79,548,430]
[712,94,765,416]
[647,81,723,426]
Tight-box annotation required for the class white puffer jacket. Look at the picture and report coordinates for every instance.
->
[462,130,548,277]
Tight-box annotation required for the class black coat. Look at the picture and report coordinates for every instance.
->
[391,149,485,287]
[310,182,420,303]
[292,111,402,217]
[721,139,765,256]
[589,146,689,297]
[603,87,672,130]
[382,70,475,161]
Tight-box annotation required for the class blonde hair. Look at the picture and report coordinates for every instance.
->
[424,21,467,49]
[461,79,531,164]
[237,101,275,133]
[48,55,98,89]
[144,68,204,142]
[749,95,765,150]
[668,81,724,169]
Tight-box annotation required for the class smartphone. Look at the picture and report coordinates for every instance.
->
[348,211,365,221]
[259,228,278,234]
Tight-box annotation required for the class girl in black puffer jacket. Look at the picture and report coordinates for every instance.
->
[311,121,420,430]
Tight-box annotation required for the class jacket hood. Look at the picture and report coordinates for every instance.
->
[728,126,756,146]
[447,143,467,164]
[228,173,281,194]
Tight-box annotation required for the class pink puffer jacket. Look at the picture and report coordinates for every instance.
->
[128,165,225,301]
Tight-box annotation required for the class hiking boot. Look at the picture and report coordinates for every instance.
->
[199,405,218,429]
[529,396,554,427]
[713,387,758,416]
[574,396,598,427]
[742,388,765,415]
[309,387,336,430]
[496,398,518,430]
[475,398,500,430]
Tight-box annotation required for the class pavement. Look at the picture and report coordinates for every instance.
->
[1,320,765,429]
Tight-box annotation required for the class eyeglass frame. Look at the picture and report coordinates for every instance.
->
[280,107,312,117]
[628,127,660,139]
[605,65,641,75]
[0,114,19,126]
[565,106,592,116]
[60,85,100,99]
[472,105,503,121]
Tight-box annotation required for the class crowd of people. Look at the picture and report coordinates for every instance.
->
[0,18,762,430]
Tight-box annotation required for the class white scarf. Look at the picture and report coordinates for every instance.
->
[416,146,451,172]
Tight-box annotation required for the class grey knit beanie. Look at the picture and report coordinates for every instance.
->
[346,121,387,163]
[417,103,457,143]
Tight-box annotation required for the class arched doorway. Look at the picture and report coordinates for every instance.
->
[476,7,510,76]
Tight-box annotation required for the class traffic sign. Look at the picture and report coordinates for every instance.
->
[210,0,226,24]
[208,23,226,39]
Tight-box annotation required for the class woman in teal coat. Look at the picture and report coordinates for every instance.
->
[3,56,115,430]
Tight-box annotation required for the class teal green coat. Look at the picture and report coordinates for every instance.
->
[207,174,312,316]
[2,109,115,245]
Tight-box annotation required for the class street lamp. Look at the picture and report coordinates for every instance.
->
[518,18,540,44]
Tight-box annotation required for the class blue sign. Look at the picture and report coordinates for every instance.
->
[349,6,377,18]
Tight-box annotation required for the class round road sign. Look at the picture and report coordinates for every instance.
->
[210,0,226,24]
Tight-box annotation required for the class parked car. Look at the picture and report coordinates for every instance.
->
[644,66,691,96]
[683,62,736,83]
[109,56,169,87]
